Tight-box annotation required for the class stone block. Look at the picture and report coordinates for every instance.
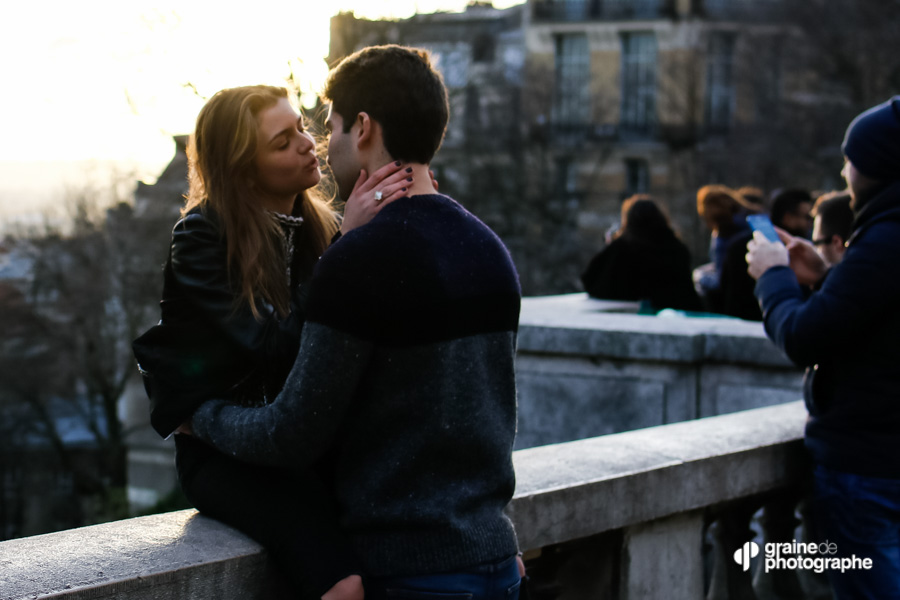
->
[515,294,803,448]
[0,510,287,600]
[515,355,696,448]
[621,511,705,600]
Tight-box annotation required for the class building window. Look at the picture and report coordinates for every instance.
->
[754,36,782,122]
[536,0,589,20]
[705,32,736,132]
[604,0,663,19]
[472,33,496,63]
[620,32,657,134]
[702,0,728,14]
[556,157,579,198]
[625,158,650,195]
[703,0,783,20]
[552,34,591,137]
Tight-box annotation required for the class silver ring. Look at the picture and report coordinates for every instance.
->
[374,190,384,202]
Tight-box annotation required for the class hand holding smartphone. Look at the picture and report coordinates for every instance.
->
[747,214,783,244]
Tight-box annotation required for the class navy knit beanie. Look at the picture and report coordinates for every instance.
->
[841,96,900,181]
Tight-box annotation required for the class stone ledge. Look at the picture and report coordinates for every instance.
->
[0,402,808,600]
[518,293,792,367]
[508,400,808,549]
[0,510,282,600]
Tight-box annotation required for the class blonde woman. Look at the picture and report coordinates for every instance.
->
[134,85,411,599]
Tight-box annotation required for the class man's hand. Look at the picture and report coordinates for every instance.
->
[746,230,789,279]
[175,420,193,436]
[341,162,412,234]
[776,227,828,287]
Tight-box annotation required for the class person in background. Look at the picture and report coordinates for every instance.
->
[736,186,765,210]
[581,194,701,311]
[746,96,900,599]
[693,184,762,316]
[770,188,814,239]
[810,191,853,267]
[715,186,774,320]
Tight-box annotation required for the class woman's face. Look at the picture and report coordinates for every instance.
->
[253,97,321,206]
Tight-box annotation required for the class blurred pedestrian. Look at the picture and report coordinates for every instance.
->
[582,195,701,311]
[811,191,853,267]
[746,96,900,599]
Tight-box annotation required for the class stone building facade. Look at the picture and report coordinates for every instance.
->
[328,0,888,294]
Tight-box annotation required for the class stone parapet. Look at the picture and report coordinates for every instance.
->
[514,294,803,448]
[1,402,808,600]
[518,293,791,366]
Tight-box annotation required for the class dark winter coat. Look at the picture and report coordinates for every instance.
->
[581,233,702,311]
[755,181,900,478]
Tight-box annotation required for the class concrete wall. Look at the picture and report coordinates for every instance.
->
[1,401,808,600]
[514,294,802,448]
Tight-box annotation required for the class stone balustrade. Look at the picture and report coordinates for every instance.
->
[515,294,803,448]
[1,401,818,600]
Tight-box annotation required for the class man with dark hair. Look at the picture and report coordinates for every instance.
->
[810,191,853,266]
[189,45,524,600]
[747,97,900,599]
[322,44,448,168]
[770,188,813,239]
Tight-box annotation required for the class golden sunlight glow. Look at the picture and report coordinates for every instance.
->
[0,0,521,216]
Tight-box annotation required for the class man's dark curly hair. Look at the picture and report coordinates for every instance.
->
[323,45,449,164]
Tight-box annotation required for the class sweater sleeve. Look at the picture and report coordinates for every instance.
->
[191,321,373,467]
[170,212,301,362]
[755,221,900,367]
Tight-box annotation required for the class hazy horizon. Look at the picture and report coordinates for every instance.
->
[0,156,172,222]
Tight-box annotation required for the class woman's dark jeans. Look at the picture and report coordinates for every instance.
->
[175,434,360,600]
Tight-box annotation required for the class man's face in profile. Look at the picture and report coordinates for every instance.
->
[812,215,845,267]
[325,105,360,202]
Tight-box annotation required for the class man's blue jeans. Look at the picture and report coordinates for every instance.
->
[364,555,521,600]
[814,465,900,599]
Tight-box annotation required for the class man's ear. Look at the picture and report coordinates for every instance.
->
[355,112,374,150]
[833,235,847,251]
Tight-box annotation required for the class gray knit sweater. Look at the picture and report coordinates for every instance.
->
[192,194,521,576]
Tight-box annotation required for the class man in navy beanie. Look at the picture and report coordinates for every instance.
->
[746,96,900,599]
[842,96,900,194]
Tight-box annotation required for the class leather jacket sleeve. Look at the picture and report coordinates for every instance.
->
[168,211,302,368]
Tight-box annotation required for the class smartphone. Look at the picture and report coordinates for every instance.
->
[746,214,782,244]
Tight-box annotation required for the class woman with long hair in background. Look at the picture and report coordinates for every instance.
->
[581,194,701,312]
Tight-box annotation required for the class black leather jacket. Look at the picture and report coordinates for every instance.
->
[134,207,310,437]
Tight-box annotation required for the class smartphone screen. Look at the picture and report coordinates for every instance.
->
[746,214,782,243]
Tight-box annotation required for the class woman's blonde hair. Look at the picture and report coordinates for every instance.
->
[183,85,338,319]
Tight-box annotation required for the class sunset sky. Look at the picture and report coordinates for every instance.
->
[0,0,521,217]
